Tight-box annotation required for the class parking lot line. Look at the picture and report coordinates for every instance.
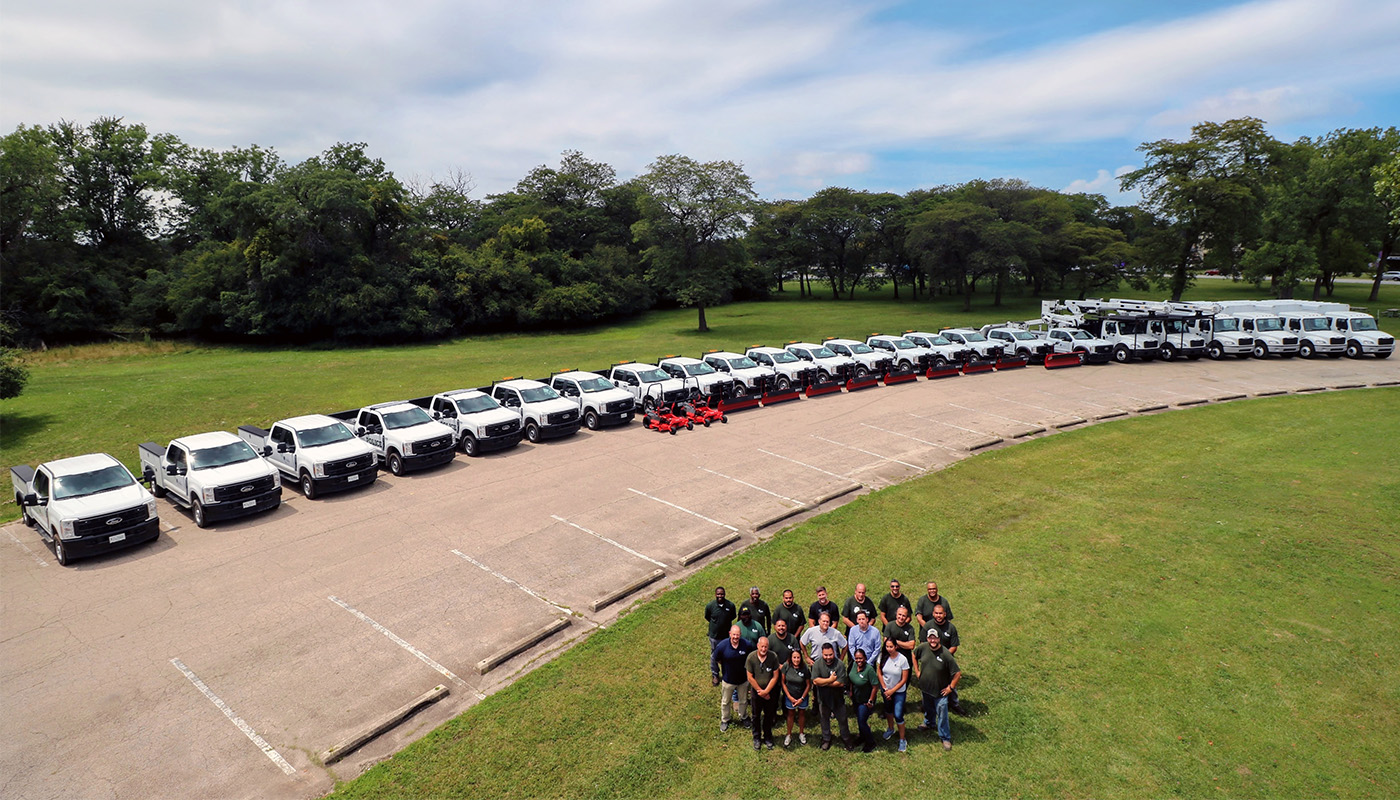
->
[811,435,922,470]
[947,402,1037,426]
[626,488,739,532]
[327,595,477,694]
[697,467,802,506]
[859,423,962,453]
[758,448,850,480]
[449,550,573,615]
[6,529,49,567]
[901,412,995,438]
[550,515,668,568]
[169,657,298,776]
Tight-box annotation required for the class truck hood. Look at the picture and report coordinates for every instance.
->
[191,458,277,487]
[51,482,153,518]
[384,420,456,445]
[731,366,773,381]
[584,387,634,404]
[464,407,521,426]
[524,398,578,415]
[304,438,376,462]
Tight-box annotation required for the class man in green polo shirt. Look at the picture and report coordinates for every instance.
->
[913,629,961,750]
[746,636,781,750]
[811,643,854,751]
[705,586,737,686]
[773,589,807,636]
[883,605,917,665]
[769,618,797,668]
[879,579,913,627]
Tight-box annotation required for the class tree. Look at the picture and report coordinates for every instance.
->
[795,187,878,300]
[907,201,1033,311]
[1120,118,1282,300]
[0,315,29,399]
[1368,146,1400,302]
[0,125,64,255]
[633,155,756,332]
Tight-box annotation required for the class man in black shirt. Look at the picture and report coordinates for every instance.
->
[739,586,772,633]
[808,586,839,632]
[773,589,808,636]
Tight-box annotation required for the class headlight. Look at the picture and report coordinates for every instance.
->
[270,473,280,488]
[202,487,217,504]
[147,499,159,519]
[61,519,76,539]
[402,441,414,455]
[313,462,326,478]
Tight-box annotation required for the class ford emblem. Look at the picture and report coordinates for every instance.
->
[241,485,253,493]
[106,517,122,525]
[346,461,357,468]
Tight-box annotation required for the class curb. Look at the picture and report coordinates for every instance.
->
[679,532,741,566]
[966,437,1004,451]
[477,618,571,675]
[1052,418,1088,428]
[590,569,666,612]
[1012,426,1046,438]
[321,684,449,765]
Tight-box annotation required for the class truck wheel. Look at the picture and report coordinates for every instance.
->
[151,482,166,499]
[1345,341,1363,358]
[818,370,832,382]
[19,499,35,528]
[300,472,318,500]
[1206,342,1224,360]
[1113,346,1130,364]
[387,451,404,476]
[1251,343,1269,359]
[933,356,948,369]
[1298,341,1315,358]
[775,376,791,391]
[53,536,69,566]
[584,410,599,430]
[192,498,208,529]
[1158,344,1176,362]
[525,421,541,443]
[854,366,870,379]
[461,434,479,457]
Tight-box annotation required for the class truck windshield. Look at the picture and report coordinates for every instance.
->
[1348,318,1378,331]
[635,368,670,383]
[1254,318,1284,332]
[52,465,135,500]
[520,386,561,402]
[844,342,875,353]
[768,351,799,364]
[1069,330,1093,340]
[576,377,614,392]
[1010,331,1037,340]
[299,424,354,447]
[191,441,259,469]
[1301,318,1329,331]
[811,347,838,359]
[1214,318,1241,332]
[682,362,716,376]
[727,357,760,369]
[957,331,988,342]
[383,408,433,429]
[890,339,916,350]
[455,396,500,414]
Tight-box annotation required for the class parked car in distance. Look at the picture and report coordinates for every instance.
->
[1382,270,1400,281]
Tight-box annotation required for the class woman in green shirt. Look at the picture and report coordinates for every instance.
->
[849,647,881,752]
[780,648,811,747]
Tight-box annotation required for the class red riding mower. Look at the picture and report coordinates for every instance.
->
[676,394,727,427]
[642,402,693,434]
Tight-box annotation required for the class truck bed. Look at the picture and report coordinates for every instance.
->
[138,442,164,460]
[10,464,35,497]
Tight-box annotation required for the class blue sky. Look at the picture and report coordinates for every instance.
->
[3,0,1397,206]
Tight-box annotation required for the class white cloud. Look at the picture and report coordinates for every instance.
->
[1062,166,1140,205]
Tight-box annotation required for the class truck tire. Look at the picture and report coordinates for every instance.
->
[53,535,69,566]
[387,451,404,476]
[1113,345,1131,364]
[854,366,870,379]
[932,356,948,368]
[1298,341,1315,358]
[19,497,35,528]
[525,421,541,443]
[301,471,318,500]
[1206,342,1224,360]
[1158,344,1176,362]
[1251,343,1269,359]
[151,482,166,499]
[1345,341,1363,358]
[461,434,479,457]
[192,498,208,529]
[584,410,600,430]
[775,376,791,391]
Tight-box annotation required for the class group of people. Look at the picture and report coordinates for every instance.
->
[706,580,965,753]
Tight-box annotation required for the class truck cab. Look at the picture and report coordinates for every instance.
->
[743,346,817,391]
[980,326,1052,362]
[549,370,636,430]
[701,350,774,396]
[1083,316,1159,363]
[490,379,582,442]
[138,431,281,528]
[608,361,693,411]
[938,329,1005,360]
[657,356,737,398]
[783,342,857,382]
[821,338,894,377]
[427,389,524,456]
[1325,311,1395,359]
[12,453,160,565]
[902,331,973,365]
[865,334,933,370]
[1232,313,1300,358]
[1279,312,1346,358]
[237,414,379,500]
[1191,316,1254,360]
[1044,327,1113,363]
[352,402,457,475]
[1146,316,1208,362]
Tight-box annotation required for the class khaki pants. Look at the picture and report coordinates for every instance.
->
[720,680,749,723]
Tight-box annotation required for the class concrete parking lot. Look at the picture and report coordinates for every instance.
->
[2,355,1396,800]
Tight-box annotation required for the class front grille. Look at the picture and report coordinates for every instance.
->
[213,475,276,502]
[485,420,520,436]
[1094,345,1111,354]
[1239,337,1253,346]
[1190,339,1205,347]
[1381,337,1395,346]
[74,505,148,537]
[1331,337,1345,345]
[324,456,368,477]
[1282,337,1298,345]
[547,410,579,425]
[1143,340,1159,348]
[605,399,633,413]
[415,436,452,454]
[663,388,688,402]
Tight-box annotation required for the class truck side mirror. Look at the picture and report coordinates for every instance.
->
[356,426,367,436]
[262,445,273,457]
[278,442,294,453]
[142,466,156,483]
[21,493,41,507]
[165,464,180,476]
[432,411,442,420]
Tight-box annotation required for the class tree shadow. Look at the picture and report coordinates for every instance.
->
[0,411,58,452]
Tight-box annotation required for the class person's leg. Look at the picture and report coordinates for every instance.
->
[735,683,750,724]
[894,691,907,740]
[709,637,721,683]
[921,690,937,729]
[936,695,951,743]
[719,681,737,725]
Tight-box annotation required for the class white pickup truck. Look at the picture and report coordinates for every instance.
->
[701,351,775,396]
[345,401,457,475]
[489,379,582,442]
[1043,327,1113,363]
[865,334,934,370]
[822,338,895,377]
[608,361,694,410]
[937,329,1005,360]
[138,432,281,528]
[12,453,160,565]
[784,341,858,382]
[420,390,524,456]
[657,356,737,398]
[980,326,1053,362]
[238,415,379,499]
[902,331,974,366]
[744,346,818,390]
[548,371,636,430]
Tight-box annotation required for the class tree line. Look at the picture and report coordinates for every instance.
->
[2,116,1396,354]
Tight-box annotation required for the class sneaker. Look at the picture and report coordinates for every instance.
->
[819,739,831,751]
[765,739,775,750]
[739,717,752,729]
[951,701,968,716]
[882,728,894,740]
[753,739,761,751]
[798,733,807,745]
[942,739,952,751]
[720,721,729,733]
[898,739,908,752]
[784,734,792,747]
[862,739,876,753]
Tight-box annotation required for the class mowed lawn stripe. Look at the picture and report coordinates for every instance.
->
[330,389,1399,799]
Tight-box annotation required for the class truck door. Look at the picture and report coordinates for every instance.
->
[494,387,525,420]
[32,469,53,535]
[554,379,583,410]
[431,397,459,437]
[268,425,297,475]
[358,410,385,453]
[165,443,190,501]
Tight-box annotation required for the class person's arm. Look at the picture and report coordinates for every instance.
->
[747,664,763,695]
[942,670,961,696]
[761,669,779,698]
[948,626,959,655]
[894,666,909,694]
[705,602,713,624]
[912,653,921,680]
[915,602,928,628]
[782,671,797,704]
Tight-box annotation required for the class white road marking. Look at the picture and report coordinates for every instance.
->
[1031,386,1121,411]
[550,515,668,568]
[450,551,573,616]
[327,595,479,695]
[905,412,991,436]
[993,393,1062,414]
[626,488,739,532]
[948,402,1036,425]
[859,423,962,453]
[811,435,922,470]
[6,529,49,567]
[697,467,801,506]
[758,448,850,480]
[170,658,298,776]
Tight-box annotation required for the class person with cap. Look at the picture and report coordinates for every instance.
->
[883,605,917,664]
[846,611,882,670]
[736,606,764,646]
[811,642,854,751]
[878,636,910,752]
[808,587,839,634]
[800,612,848,665]
[712,625,753,732]
[774,588,808,637]
[780,648,811,747]
[841,583,878,633]
[878,579,913,628]
[745,635,781,750]
[705,587,737,686]
[740,586,772,633]
[913,627,961,750]
[915,580,954,628]
[848,645,881,752]
[921,603,965,715]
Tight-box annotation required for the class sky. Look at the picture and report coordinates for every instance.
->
[3,0,1398,205]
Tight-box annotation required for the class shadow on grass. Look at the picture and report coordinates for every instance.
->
[0,411,57,452]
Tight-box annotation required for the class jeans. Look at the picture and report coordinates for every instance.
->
[816,690,850,742]
[720,680,749,723]
[751,691,778,741]
[708,636,722,680]
[854,700,876,740]
[885,690,906,724]
[921,692,951,741]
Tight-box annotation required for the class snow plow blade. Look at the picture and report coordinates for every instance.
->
[924,365,961,380]
[718,394,762,413]
[1044,352,1084,369]
[961,360,996,375]
[761,389,803,406]
[805,380,844,398]
[845,375,881,391]
[994,357,1028,370]
[882,370,918,386]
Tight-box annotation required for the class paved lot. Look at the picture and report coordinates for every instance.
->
[2,355,1396,800]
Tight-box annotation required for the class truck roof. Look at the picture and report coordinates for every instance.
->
[786,342,825,349]
[822,338,863,346]
[658,355,704,365]
[745,346,788,355]
[493,378,548,389]
[172,431,242,450]
[552,370,607,381]
[703,351,748,360]
[439,388,487,398]
[364,400,415,411]
[278,414,345,430]
[45,452,123,476]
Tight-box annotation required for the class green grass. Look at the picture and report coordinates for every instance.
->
[328,389,1400,799]
[3,280,1397,522]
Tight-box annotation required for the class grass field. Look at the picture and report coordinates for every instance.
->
[2,280,1397,522]
[327,389,1400,799]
